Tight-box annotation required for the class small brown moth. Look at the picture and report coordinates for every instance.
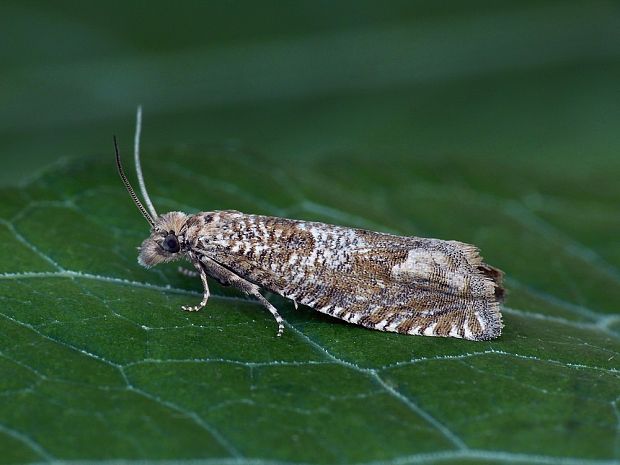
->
[115,109,504,341]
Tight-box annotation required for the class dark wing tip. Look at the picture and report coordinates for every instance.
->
[477,263,506,302]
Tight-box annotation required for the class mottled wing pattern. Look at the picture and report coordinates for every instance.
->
[189,211,504,341]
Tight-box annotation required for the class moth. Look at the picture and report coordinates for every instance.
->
[114,109,504,341]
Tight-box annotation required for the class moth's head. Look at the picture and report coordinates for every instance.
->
[138,211,189,268]
[113,115,191,270]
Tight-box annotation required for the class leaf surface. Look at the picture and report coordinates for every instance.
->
[1,2,619,464]
[1,135,619,464]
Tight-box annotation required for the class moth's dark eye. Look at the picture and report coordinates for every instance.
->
[162,234,180,253]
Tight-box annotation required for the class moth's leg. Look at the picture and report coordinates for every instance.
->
[200,256,285,337]
[249,289,286,337]
[181,261,210,312]
[177,266,199,278]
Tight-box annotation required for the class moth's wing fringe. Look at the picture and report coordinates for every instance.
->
[478,299,503,341]
[451,240,505,299]
[450,241,505,340]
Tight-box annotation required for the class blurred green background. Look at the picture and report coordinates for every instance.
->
[1,1,620,464]
[2,0,619,188]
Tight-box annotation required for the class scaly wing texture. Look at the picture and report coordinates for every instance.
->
[191,211,504,341]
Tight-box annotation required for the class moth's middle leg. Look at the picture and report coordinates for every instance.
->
[200,256,285,337]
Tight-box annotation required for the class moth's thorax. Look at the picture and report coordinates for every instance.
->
[138,211,189,267]
[182,210,245,246]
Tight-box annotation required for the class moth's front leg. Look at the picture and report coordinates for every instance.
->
[199,256,285,337]
[181,260,210,312]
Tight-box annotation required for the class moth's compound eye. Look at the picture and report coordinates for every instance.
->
[162,234,180,253]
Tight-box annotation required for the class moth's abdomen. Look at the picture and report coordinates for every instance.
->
[199,212,504,341]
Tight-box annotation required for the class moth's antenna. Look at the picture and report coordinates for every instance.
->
[114,135,156,227]
[133,106,159,219]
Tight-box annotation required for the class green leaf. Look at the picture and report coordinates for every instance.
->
[1,2,620,464]
[2,138,619,464]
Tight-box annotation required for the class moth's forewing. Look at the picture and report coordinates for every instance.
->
[194,212,503,341]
